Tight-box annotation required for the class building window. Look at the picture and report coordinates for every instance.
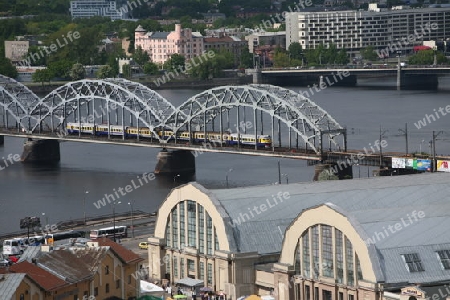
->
[206,213,213,255]
[305,285,310,300]
[346,237,354,286]
[180,202,185,248]
[207,263,213,284]
[187,200,197,247]
[336,229,344,283]
[302,230,310,277]
[181,258,185,278]
[166,215,171,247]
[314,287,319,300]
[128,275,131,284]
[339,292,344,300]
[323,290,332,300]
[437,250,450,269]
[402,253,424,272]
[116,279,120,289]
[349,295,354,300]
[106,283,110,293]
[94,287,98,296]
[174,257,178,278]
[322,225,333,277]
[172,207,178,248]
[73,295,78,300]
[105,265,109,275]
[199,206,205,254]
[200,261,205,280]
[188,259,195,271]
[312,225,320,278]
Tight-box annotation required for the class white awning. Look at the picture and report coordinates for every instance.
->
[140,280,165,295]
[176,277,204,287]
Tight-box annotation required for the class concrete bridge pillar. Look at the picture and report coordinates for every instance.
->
[0,135,4,146]
[313,163,353,181]
[21,139,60,164]
[245,68,262,84]
[154,149,195,176]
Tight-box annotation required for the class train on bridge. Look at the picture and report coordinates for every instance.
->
[66,123,272,148]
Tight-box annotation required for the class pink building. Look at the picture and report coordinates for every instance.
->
[134,24,204,65]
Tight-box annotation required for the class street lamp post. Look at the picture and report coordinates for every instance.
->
[379,126,388,167]
[112,201,121,242]
[173,174,181,184]
[128,201,134,238]
[226,168,233,188]
[84,190,89,225]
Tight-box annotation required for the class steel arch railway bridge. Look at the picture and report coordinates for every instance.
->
[0,75,347,161]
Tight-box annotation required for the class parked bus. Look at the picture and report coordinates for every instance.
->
[89,226,127,239]
[44,230,83,245]
[2,238,26,256]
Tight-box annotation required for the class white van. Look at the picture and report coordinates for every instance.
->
[2,238,26,256]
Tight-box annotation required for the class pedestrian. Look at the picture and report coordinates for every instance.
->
[192,289,197,300]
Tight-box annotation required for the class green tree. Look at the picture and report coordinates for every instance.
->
[0,57,18,78]
[335,49,349,65]
[143,62,159,75]
[32,68,53,86]
[122,64,132,78]
[48,60,73,80]
[360,46,378,61]
[69,63,85,81]
[164,54,185,71]
[132,46,150,66]
[239,47,253,69]
[409,50,448,65]
[272,48,290,68]
[96,65,114,79]
[288,42,303,60]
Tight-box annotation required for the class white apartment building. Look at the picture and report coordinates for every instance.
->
[285,7,450,55]
[70,0,128,20]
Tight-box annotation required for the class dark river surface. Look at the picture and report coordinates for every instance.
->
[1,77,449,235]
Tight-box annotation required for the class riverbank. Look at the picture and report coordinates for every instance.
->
[25,73,252,94]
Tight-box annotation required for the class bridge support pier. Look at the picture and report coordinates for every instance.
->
[313,163,353,181]
[246,68,262,84]
[21,139,60,164]
[397,74,438,90]
[0,135,4,146]
[154,149,195,177]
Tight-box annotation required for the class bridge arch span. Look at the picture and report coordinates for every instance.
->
[30,78,185,141]
[173,84,345,153]
[0,74,40,132]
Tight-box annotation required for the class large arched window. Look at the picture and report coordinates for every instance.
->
[294,224,363,287]
[165,200,220,254]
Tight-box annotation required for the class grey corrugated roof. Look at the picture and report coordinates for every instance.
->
[149,32,169,39]
[191,172,450,285]
[0,273,26,299]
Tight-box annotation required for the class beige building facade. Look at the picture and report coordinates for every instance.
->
[148,173,450,300]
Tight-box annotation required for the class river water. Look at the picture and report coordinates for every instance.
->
[1,78,449,235]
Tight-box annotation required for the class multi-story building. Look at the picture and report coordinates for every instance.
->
[70,0,128,20]
[204,36,247,65]
[147,172,450,300]
[0,239,143,299]
[285,6,450,55]
[4,41,29,63]
[245,31,287,53]
[135,24,204,65]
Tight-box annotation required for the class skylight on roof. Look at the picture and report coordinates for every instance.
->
[402,253,424,272]
[437,250,450,270]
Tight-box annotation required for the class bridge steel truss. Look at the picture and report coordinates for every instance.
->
[0,77,346,154]
[28,78,184,142]
[0,74,40,131]
[172,84,346,154]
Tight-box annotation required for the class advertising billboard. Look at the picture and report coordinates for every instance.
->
[416,159,431,171]
[437,160,450,172]
[392,157,406,168]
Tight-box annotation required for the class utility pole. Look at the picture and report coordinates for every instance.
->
[398,123,408,156]
[379,126,388,168]
[432,131,444,172]
[278,161,281,184]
